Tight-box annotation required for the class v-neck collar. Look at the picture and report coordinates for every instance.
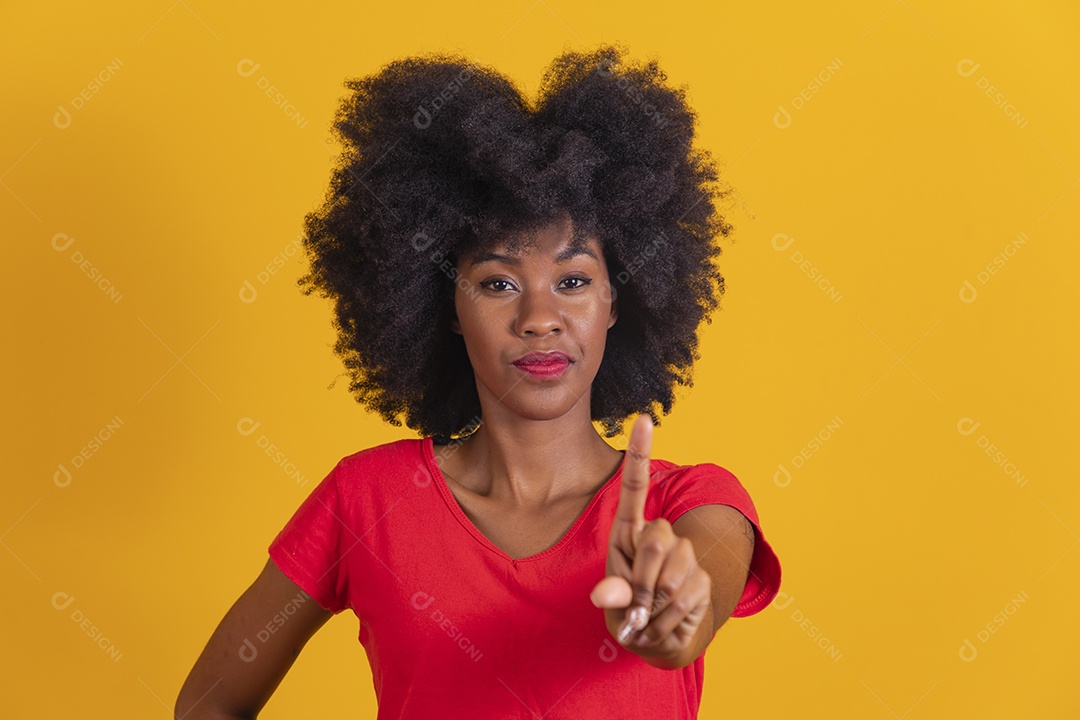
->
[421,436,628,566]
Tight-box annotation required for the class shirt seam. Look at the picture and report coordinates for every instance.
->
[663,496,776,615]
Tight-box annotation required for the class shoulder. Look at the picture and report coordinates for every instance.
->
[648,460,757,525]
[337,436,424,465]
[331,437,428,486]
[650,459,746,497]
[654,460,783,617]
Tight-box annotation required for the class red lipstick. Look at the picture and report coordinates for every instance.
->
[512,351,571,378]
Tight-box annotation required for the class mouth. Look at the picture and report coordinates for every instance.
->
[512,351,571,379]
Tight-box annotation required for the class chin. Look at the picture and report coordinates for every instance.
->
[500,387,593,420]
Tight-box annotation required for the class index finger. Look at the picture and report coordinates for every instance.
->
[614,413,654,537]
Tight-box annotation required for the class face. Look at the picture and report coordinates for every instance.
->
[449,215,618,422]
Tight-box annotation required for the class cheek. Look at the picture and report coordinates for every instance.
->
[456,305,500,360]
[580,303,612,357]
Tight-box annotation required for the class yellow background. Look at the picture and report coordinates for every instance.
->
[3,1,1077,717]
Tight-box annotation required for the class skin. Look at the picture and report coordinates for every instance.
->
[433,212,624,556]
[437,213,757,669]
[174,558,334,719]
[174,214,756,718]
[590,414,757,670]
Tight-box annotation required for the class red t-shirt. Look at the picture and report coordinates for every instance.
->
[268,436,782,719]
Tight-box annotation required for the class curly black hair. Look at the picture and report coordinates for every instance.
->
[296,43,735,444]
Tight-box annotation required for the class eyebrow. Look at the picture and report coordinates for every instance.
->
[467,245,599,268]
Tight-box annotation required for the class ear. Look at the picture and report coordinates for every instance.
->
[608,295,618,329]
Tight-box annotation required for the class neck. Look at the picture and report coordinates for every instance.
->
[449,392,625,507]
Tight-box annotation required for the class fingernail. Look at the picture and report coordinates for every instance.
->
[617,606,649,644]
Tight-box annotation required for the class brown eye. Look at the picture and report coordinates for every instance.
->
[479,277,592,293]
[562,276,592,289]
[479,279,513,292]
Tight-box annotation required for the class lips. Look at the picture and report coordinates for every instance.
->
[512,351,571,366]
[512,351,571,379]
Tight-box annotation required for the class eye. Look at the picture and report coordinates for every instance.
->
[561,276,592,289]
[478,276,593,293]
[479,279,514,293]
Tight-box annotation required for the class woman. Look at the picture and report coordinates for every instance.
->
[176,43,781,719]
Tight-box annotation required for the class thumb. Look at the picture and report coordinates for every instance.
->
[590,575,632,609]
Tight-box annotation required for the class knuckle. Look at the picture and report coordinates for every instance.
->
[652,590,671,610]
[657,578,679,598]
[638,539,666,557]
[643,518,669,535]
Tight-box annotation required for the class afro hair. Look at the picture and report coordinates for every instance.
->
[296,43,735,444]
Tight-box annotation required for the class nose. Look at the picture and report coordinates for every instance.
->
[514,286,563,337]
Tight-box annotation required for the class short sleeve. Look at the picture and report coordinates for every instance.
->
[267,459,351,615]
[658,462,782,618]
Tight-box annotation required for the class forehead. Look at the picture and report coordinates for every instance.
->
[464,216,602,268]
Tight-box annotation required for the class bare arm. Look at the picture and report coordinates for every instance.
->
[648,504,755,669]
[175,558,335,719]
